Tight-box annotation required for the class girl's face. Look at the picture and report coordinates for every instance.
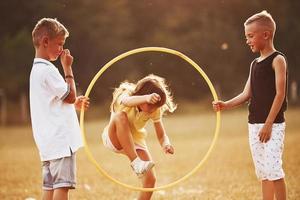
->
[244,23,268,53]
[139,103,158,113]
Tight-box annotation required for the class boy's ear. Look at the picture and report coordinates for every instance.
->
[263,31,271,39]
[41,36,49,48]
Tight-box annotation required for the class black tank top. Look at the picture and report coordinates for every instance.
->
[248,51,288,124]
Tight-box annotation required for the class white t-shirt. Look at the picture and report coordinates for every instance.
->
[29,58,83,161]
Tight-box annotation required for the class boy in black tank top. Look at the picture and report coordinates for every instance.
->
[213,11,288,200]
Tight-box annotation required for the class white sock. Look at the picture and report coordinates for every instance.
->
[131,157,142,165]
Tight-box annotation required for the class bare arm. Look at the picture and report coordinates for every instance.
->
[61,49,76,104]
[213,74,251,111]
[153,121,174,154]
[121,93,161,107]
[259,55,287,143]
[224,76,251,109]
[265,55,287,124]
[154,121,166,145]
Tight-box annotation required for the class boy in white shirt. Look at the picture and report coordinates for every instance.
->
[30,18,89,200]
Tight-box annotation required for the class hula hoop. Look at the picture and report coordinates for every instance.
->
[80,47,221,192]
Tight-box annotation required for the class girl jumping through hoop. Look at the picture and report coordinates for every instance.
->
[101,74,176,200]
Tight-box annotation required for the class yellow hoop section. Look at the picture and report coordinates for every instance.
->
[80,47,221,192]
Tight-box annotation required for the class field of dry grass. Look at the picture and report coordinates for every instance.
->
[0,108,299,200]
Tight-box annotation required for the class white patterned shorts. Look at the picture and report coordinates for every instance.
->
[248,123,285,181]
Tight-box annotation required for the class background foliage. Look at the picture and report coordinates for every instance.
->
[0,0,299,123]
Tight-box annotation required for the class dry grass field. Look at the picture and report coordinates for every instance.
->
[0,108,299,200]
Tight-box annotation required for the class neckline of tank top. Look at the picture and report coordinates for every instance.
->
[256,51,278,63]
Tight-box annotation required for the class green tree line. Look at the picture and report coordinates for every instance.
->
[0,0,299,123]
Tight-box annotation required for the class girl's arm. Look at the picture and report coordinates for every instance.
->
[154,121,174,154]
[121,93,161,107]
[259,55,287,143]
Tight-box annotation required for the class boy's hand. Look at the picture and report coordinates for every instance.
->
[146,93,161,104]
[163,144,174,154]
[60,49,73,69]
[212,100,226,112]
[259,123,272,143]
[74,96,90,111]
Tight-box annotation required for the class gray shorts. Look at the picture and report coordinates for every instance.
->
[42,153,76,190]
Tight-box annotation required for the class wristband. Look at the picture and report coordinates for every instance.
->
[65,75,74,79]
[162,135,171,147]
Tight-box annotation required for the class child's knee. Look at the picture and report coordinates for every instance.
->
[114,112,129,125]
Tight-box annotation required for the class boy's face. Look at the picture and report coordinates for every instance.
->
[244,23,268,53]
[42,35,65,61]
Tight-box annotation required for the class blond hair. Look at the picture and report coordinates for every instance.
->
[32,18,69,47]
[244,10,276,37]
[111,74,177,114]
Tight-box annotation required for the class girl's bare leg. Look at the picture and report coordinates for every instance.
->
[108,112,138,161]
[136,149,156,200]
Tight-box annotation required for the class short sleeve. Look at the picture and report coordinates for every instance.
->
[150,108,162,123]
[113,91,130,112]
[44,67,69,100]
[117,91,130,105]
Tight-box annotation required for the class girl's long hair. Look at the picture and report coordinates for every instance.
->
[110,74,177,113]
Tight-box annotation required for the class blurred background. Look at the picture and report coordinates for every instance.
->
[0,0,299,125]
